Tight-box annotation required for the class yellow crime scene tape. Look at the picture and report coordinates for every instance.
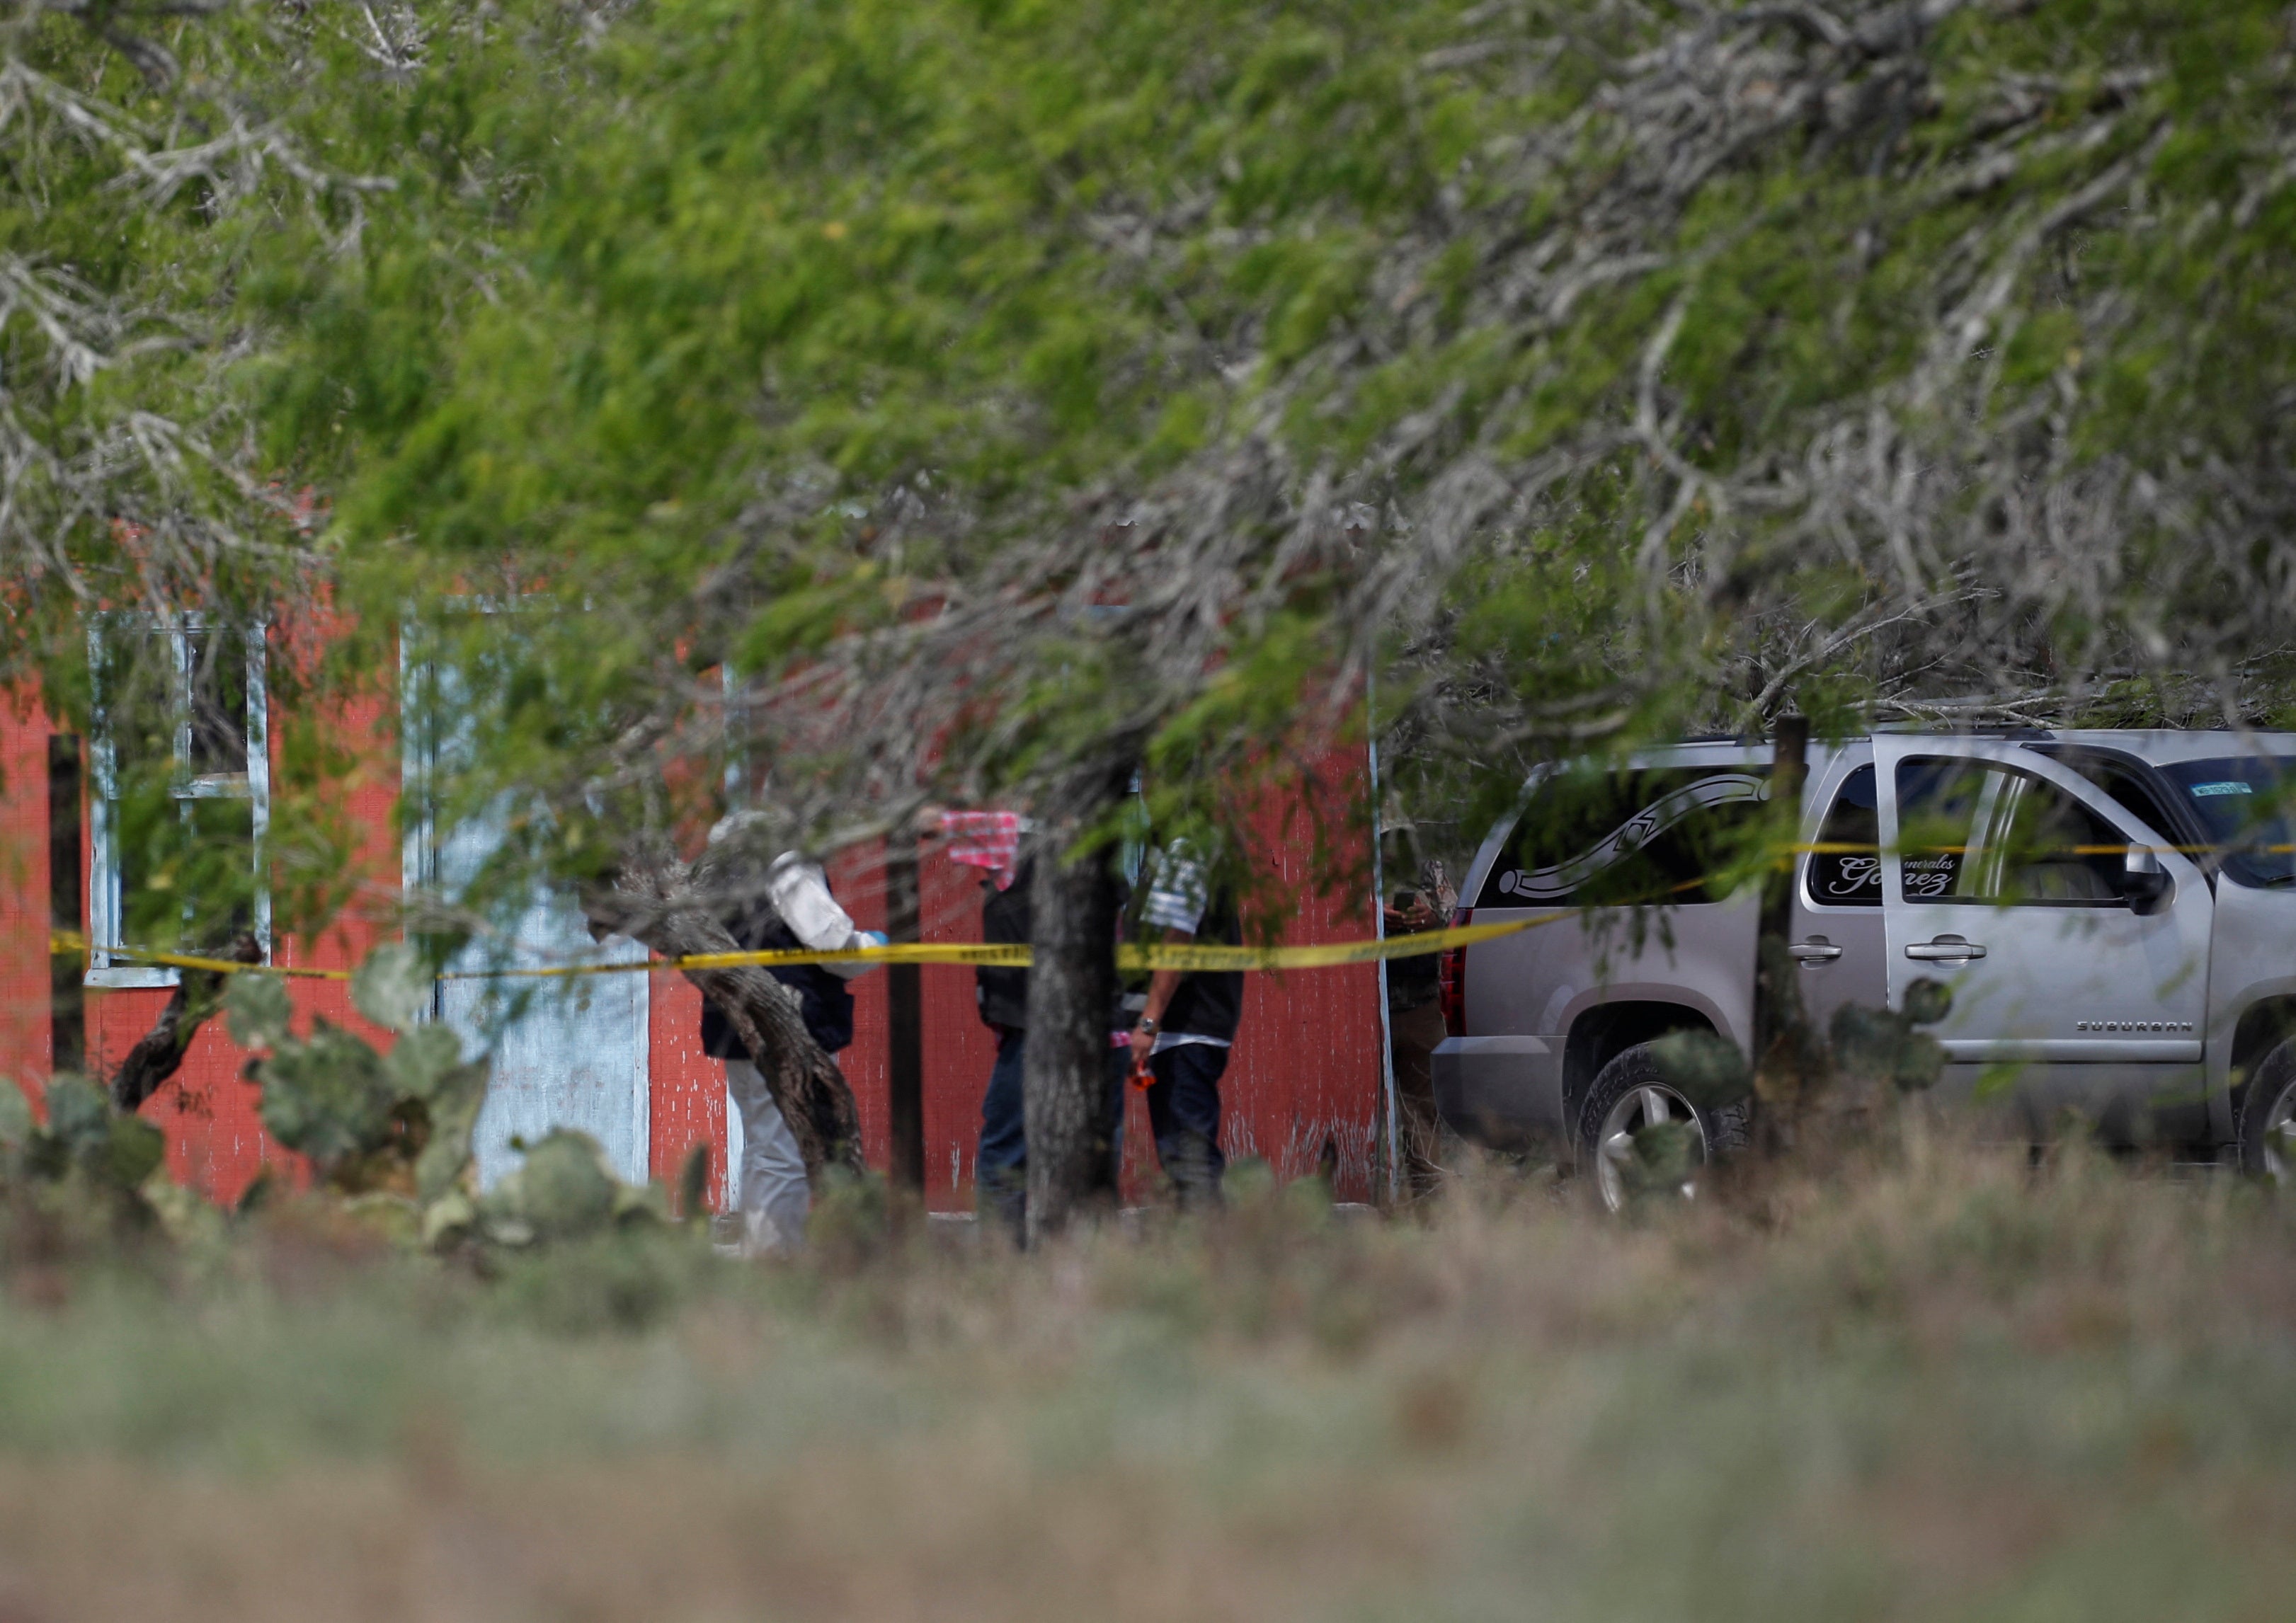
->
[45,832,2296,985]
[45,914,1567,983]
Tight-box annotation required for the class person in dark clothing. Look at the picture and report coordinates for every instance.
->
[1125,842,1244,1209]
[699,910,859,1057]
[699,831,881,1255]
[1382,861,1456,1200]
[969,847,1129,1240]
[972,853,1034,1237]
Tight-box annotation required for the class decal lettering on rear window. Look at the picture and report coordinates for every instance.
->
[1481,770,1769,908]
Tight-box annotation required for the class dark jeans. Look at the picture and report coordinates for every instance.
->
[976,1026,1030,1235]
[1145,1040,1230,1208]
[976,1028,1127,1241]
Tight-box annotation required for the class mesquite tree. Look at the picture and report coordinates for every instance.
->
[1,0,380,1089]
[265,0,2296,1207]
[1364,0,2296,810]
[20,0,2296,1218]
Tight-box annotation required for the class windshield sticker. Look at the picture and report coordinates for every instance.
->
[2190,781,2255,797]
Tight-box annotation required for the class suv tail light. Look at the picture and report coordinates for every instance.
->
[1437,907,1470,1037]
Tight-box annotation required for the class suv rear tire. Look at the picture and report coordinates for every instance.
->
[2237,1036,2296,1183]
[1577,1041,1750,1213]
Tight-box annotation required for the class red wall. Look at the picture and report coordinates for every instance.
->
[6,674,1383,1213]
[0,683,399,1205]
[1183,770,1386,1202]
[642,757,1387,1211]
[0,706,56,1116]
[647,974,729,1205]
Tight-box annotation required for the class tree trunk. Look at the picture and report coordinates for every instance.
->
[1752,714,1815,1152]
[1022,769,1129,1241]
[110,932,263,1112]
[585,844,865,1188]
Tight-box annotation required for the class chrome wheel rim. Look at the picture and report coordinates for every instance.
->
[1594,1084,1708,1213]
[2263,1082,2296,1184]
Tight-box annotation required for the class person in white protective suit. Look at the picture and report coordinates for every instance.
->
[699,823,884,1256]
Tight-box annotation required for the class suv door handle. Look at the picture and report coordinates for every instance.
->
[1905,936,1987,962]
[1788,940,1844,963]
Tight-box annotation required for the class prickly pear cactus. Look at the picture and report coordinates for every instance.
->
[1830,979,1954,1094]
[227,946,679,1253]
[419,1128,667,1251]
[227,944,489,1202]
[493,1130,620,1240]
[0,1074,167,1222]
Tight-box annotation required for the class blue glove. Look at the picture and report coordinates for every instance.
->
[859,931,889,950]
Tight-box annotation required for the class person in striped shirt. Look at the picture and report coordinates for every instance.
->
[1124,841,1243,1210]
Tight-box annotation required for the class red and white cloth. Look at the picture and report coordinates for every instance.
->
[939,810,1027,890]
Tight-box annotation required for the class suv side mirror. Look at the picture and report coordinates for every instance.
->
[2120,847,2172,914]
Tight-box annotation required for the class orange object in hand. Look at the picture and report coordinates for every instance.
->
[1129,1052,1156,1091]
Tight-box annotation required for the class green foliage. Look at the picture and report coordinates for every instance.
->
[1619,1116,1701,1206]
[1652,1028,1754,1111]
[222,970,292,1051]
[0,1075,167,1222]
[1830,988,1954,1095]
[423,1128,669,1254]
[38,1077,166,1191]
[352,942,436,1035]
[244,1022,408,1173]
[18,0,2296,960]
[0,5,371,951]
[223,0,1478,888]
[501,1130,620,1240]
[227,946,676,1252]
[479,1224,702,1334]
[227,948,489,1202]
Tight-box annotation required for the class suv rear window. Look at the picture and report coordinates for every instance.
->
[1478,767,1769,908]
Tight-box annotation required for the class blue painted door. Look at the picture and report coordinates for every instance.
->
[435,870,651,1190]
[403,647,651,1190]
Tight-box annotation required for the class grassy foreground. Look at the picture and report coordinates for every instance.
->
[0,1130,2292,1622]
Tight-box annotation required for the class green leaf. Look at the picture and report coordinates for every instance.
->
[1901,978,1953,1027]
[384,1023,466,1101]
[489,1128,619,1240]
[353,942,434,1034]
[45,1077,112,1157]
[103,1114,167,1191]
[226,973,295,1053]
[253,1023,399,1166]
[1650,1028,1752,1108]
[0,1082,35,1150]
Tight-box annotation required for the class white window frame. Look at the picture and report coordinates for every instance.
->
[86,614,271,989]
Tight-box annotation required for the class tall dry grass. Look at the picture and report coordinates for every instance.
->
[0,1123,2290,1622]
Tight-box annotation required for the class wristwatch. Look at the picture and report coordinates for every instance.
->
[1136,1015,1158,1035]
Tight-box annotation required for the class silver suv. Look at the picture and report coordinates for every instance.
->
[1432,731,2296,1203]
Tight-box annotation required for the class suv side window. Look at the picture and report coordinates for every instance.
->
[1479,767,1768,908]
[1806,764,1880,907]
[2045,750,2187,844]
[1895,758,2128,905]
